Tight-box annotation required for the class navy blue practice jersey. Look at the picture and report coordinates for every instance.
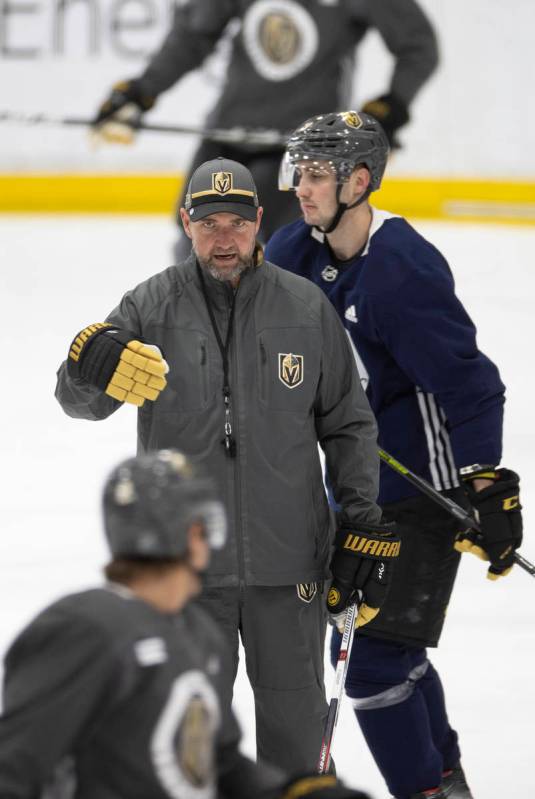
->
[265,210,505,505]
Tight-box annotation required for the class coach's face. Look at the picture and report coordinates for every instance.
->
[180,209,263,287]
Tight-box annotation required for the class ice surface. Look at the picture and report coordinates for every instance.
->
[1,214,534,797]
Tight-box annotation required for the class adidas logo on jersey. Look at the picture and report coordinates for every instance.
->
[344,305,358,323]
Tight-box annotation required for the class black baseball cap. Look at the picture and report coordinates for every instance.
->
[184,157,259,221]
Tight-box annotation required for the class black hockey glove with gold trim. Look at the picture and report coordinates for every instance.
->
[327,521,400,628]
[455,467,522,579]
[276,773,371,799]
[67,322,168,407]
[92,79,155,144]
[361,92,409,148]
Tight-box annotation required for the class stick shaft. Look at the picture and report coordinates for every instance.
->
[0,111,288,146]
[317,603,357,774]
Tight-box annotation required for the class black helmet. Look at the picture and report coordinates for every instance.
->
[281,110,389,192]
[102,450,226,559]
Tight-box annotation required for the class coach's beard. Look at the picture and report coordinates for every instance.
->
[196,251,254,284]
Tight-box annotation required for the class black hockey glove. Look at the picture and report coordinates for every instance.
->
[327,521,400,629]
[361,93,409,149]
[92,79,155,144]
[455,467,522,579]
[67,322,168,407]
[276,773,371,799]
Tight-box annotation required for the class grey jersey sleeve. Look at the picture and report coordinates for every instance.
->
[352,0,439,104]
[139,0,238,97]
[315,295,382,526]
[0,605,116,797]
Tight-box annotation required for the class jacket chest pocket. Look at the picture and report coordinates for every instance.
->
[161,329,213,412]
[257,328,321,413]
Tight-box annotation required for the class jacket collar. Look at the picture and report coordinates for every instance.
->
[181,245,265,306]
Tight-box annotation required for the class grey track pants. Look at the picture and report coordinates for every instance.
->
[195,583,329,774]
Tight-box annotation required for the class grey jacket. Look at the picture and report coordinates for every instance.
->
[139,0,439,134]
[56,256,381,587]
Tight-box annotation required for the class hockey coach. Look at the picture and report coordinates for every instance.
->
[55,157,400,772]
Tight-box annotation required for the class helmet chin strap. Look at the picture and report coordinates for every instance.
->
[317,184,371,235]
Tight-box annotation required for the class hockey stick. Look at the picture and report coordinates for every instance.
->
[0,111,289,147]
[317,601,358,774]
[378,447,535,577]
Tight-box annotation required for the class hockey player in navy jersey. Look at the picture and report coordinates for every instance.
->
[265,111,523,799]
[0,449,371,799]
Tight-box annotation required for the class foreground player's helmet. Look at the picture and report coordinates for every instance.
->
[103,450,226,558]
[279,110,389,192]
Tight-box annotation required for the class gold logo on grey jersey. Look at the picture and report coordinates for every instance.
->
[279,352,304,388]
[212,171,233,195]
[177,695,214,787]
[259,13,300,64]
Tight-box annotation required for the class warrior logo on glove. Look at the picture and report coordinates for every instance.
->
[340,531,400,558]
[328,521,400,628]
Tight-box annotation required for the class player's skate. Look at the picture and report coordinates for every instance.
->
[405,785,453,798]
[441,763,473,798]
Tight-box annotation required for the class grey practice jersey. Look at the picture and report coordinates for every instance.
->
[139,0,438,134]
[0,587,279,798]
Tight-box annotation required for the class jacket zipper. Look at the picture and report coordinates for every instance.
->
[200,341,208,403]
[227,288,246,588]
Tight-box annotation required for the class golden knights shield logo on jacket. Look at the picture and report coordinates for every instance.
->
[278,352,304,388]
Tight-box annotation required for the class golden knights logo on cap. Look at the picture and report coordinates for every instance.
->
[340,111,362,129]
[212,171,233,195]
[278,352,304,389]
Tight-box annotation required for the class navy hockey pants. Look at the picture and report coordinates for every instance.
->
[330,631,460,798]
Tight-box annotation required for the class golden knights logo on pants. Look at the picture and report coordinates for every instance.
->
[297,582,318,603]
[279,352,304,388]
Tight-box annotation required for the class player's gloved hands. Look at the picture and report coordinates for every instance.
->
[277,773,371,799]
[91,79,155,144]
[67,322,168,407]
[455,468,522,580]
[361,92,409,148]
[327,521,400,629]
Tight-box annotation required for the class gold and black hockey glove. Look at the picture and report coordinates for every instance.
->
[455,467,522,579]
[92,79,155,144]
[327,521,400,629]
[67,322,168,407]
[361,92,409,149]
[277,773,371,799]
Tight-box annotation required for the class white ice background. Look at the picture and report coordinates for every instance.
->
[0,215,533,797]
